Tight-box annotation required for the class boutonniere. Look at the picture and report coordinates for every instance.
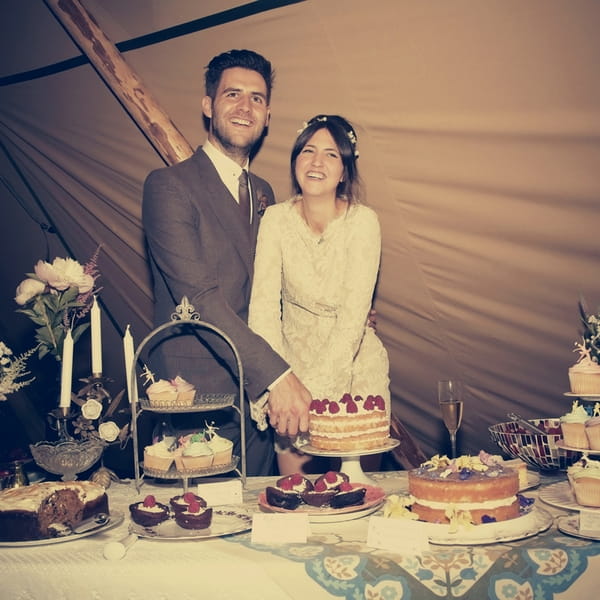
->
[257,194,269,217]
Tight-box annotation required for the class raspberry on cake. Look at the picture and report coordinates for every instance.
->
[313,471,349,491]
[407,452,521,525]
[308,394,389,451]
[129,495,170,527]
[174,500,213,530]
[169,492,208,514]
[276,473,313,493]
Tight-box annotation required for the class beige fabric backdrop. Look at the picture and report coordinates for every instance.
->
[1,0,599,461]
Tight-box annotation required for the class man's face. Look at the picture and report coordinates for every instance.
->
[202,67,271,164]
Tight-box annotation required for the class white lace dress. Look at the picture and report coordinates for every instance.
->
[248,198,390,431]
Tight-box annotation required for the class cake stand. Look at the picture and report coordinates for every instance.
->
[298,439,399,484]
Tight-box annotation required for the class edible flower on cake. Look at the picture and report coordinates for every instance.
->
[383,494,419,520]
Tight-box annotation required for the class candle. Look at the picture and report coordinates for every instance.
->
[59,329,74,408]
[91,295,102,375]
[123,324,137,404]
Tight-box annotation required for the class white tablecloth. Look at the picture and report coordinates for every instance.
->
[1,472,599,599]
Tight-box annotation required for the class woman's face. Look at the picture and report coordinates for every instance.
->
[295,128,344,198]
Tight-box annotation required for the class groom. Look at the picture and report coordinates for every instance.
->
[142,49,312,475]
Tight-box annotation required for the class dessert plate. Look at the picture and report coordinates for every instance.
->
[258,484,386,523]
[0,510,124,547]
[538,480,600,512]
[563,393,600,400]
[557,514,600,541]
[131,507,252,540]
[555,440,599,454]
[520,472,541,492]
[426,507,553,546]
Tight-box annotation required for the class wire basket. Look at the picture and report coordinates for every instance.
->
[489,418,581,471]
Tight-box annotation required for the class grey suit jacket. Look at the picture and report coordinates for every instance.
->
[142,147,289,400]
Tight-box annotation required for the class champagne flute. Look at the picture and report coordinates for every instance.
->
[438,380,463,459]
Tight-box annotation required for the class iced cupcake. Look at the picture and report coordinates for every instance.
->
[146,378,177,407]
[205,422,233,466]
[171,375,196,407]
[585,415,600,450]
[567,456,600,507]
[179,433,213,471]
[143,439,175,472]
[560,400,590,449]
[568,340,600,394]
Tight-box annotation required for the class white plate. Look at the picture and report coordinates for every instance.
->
[521,472,541,492]
[539,480,600,513]
[555,440,600,454]
[131,507,252,540]
[557,514,600,540]
[427,507,553,546]
[299,439,400,458]
[258,484,386,523]
[563,393,600,400]
[0,511,124,547]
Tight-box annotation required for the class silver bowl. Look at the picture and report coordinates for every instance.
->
[30,439,105,481]
[489,418,581,471]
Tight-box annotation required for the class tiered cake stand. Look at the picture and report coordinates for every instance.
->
[299,439,399,484]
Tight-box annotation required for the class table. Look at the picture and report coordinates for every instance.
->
[1,471,599,599]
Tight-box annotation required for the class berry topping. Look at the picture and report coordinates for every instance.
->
[188,500,201,513]
[290,473,304,485]
[183,492,196,503]
[364,396,375,410]
[309,399,322,411]
[329,401,340,414]
[279,478,294,491]
[339,481,353,492]
[325,471,338,483]
[346,400,358,413]
[340,393,352,403]
[314,480,327,492]
[374,395,385,411]
[142,495,156,508]
[354,395,363,403]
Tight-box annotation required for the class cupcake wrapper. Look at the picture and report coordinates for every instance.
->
[570,477,600,507]
[585,425,600,450]
[568,372,600,394]
[561,423,590,449]
[143,453,173,472]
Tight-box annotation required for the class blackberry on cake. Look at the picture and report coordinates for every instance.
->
[308,394,389,451]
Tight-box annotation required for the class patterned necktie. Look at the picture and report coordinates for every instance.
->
[238,169,251,226]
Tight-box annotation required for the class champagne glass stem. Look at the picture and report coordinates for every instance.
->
[449,432,457,459]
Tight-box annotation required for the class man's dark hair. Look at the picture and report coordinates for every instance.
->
[205,49,275,103]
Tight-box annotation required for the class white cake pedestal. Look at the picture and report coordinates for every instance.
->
[299,439,399,484]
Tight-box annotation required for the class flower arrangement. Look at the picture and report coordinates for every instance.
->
[576,298,600,365]
[14,250,101,360]
[0,342,36,400]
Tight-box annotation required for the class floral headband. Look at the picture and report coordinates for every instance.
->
[297,116,359,158]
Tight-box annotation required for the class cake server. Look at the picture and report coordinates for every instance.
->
[507,413,547,435]
[72,512,110,534]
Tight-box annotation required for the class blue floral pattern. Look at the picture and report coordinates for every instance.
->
[226,529,600,599]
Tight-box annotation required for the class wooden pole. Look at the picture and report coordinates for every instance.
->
[44,0,193,166]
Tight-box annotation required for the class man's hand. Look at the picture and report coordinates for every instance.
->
[267,372,312,437]
[367,308,377,331]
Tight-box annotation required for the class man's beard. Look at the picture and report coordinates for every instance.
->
[211,120,259,160]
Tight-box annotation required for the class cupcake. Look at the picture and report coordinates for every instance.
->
[174,500,213,530]
[180,434,213,471]
[129,495,170,527]
[567,456,600,507]
[170,492,208,514]
[143,439,175,472]
[146,378,178,407]
[568,338,600,394]
[171,375,196,407]
[585,416,600,450]
[560,400,590,449]
[205,423,233,466]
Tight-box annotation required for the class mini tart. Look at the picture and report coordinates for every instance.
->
[330,484,367,509]
[276,473,313,493]
[169,493,208,514]
[129,498,170,527]
[313,471,350,491]
[265,486,302,510]
[174,506,213,530]
[301,489,337,507]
